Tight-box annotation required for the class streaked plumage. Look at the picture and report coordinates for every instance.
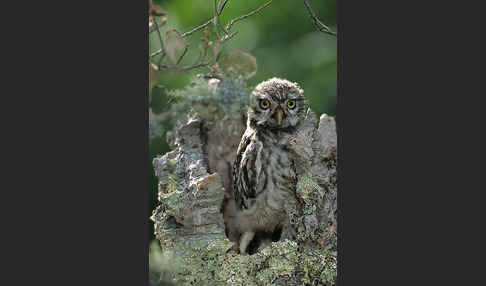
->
[228,78,307,254]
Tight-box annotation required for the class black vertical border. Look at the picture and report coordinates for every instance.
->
[6,0,151,284]
[336,0,343,282]
[144,0,150,278]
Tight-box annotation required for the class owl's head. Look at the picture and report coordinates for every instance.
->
[248,78,307,129]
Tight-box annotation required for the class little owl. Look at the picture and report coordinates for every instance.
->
[226,77,307,255]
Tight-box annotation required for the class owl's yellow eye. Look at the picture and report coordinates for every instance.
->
[287,100,296,109]
[259,99,270,109]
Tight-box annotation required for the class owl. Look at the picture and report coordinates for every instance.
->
[227,77,307,255]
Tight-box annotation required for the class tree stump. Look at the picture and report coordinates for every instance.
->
[151,77,338,285]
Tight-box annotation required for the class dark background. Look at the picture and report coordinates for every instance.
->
[149,0,337,242]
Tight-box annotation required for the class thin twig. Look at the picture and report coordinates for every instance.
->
[181,0,270,40]
[152,20,163,45]
[197,43,208,64]
[161,62,211,73]
[149,24,161,34]
[149,61,160,71]
[149,17,167,33]
[216,0,231,36]
[218,0,230,15]
[218,21,230,36]
[149,18,167,61]
[149,24,160,33]
[181,19,213,38]
[221,31,238,42]
[179,62,210,72]
[175,46,188,66]
[303,0,336,36]
[226,0,272,32]
[151,49,164,58]
[150,0,273,74]
[213,0,221,38]
[153,20,167,68]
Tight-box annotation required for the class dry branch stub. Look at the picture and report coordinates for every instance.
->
[151,77,337,285]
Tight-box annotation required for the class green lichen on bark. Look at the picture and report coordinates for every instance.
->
[153,238,336,286]
[284,172,330,244]
[158,174,181,217]
[165,77,249,129]
[297,172,325,201]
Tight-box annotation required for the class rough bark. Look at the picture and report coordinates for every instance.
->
[151,77,337,285]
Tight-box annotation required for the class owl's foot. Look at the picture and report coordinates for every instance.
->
[239,231,255,255]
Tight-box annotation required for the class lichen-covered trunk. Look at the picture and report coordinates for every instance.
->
[151,78,337,285]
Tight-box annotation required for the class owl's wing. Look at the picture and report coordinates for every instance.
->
[232,132,264,210]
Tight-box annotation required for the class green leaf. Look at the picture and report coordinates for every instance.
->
[164,29,187,66]
[219,50,257,79]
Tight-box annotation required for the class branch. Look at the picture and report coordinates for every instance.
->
[181,19,213,38]
[221,31,238,42]
[153,20,166,68]
[225,0,272,32]
[217,0,230,15]
[216,0,231,37]
[178,62,211,72]
[149,17,167,33]
[213,0,221,38]
[182,0,272,41]
[159,62,211,73]
[150,49,164,58]
[303,0,336,36]
[149,0,273,74]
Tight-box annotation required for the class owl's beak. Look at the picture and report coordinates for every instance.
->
[275,110,283,125]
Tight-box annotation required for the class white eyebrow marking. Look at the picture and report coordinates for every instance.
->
[287,93,298,99]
